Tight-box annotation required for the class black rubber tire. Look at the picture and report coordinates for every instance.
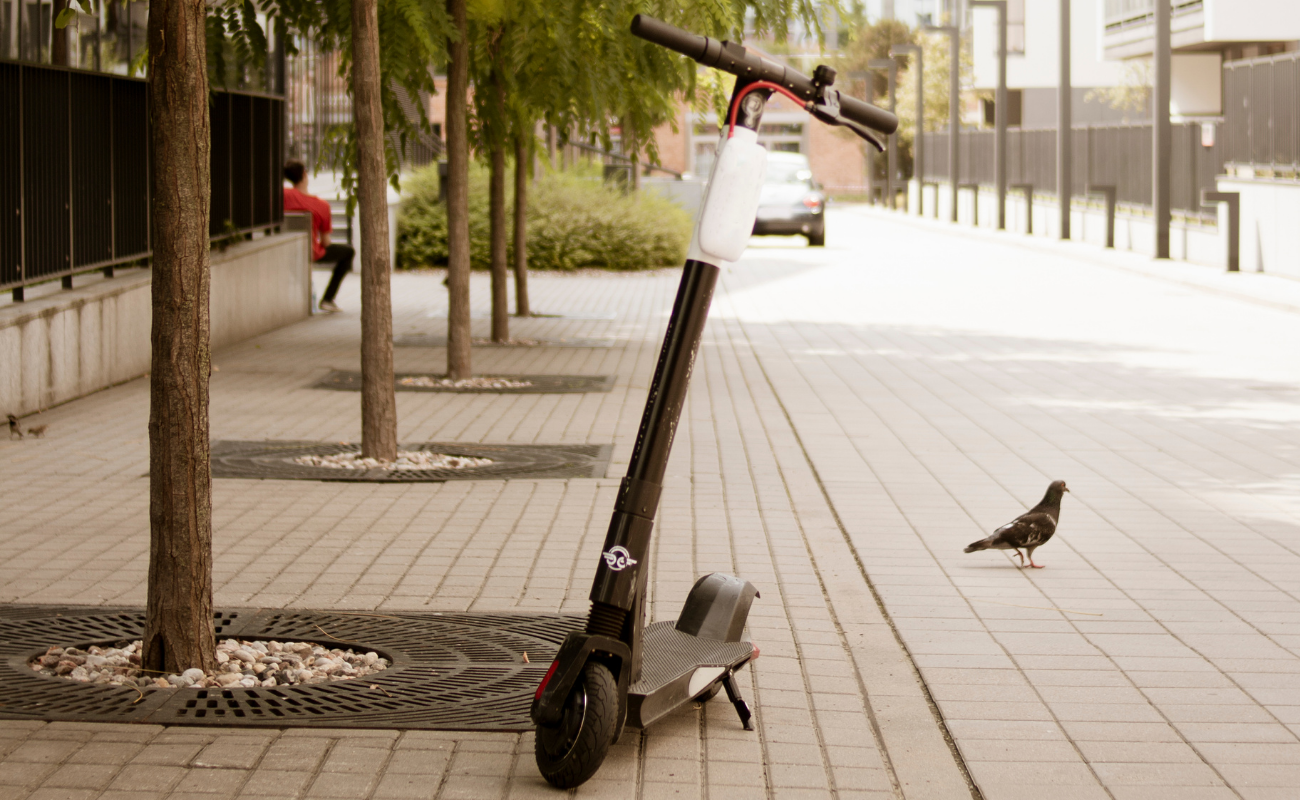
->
[534,661,619,789]
[807,226,825,247]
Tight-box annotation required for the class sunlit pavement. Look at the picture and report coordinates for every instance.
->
[728,207,1300,799]
[1,206,1299,798]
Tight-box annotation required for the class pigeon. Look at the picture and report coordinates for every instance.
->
[7,414,21,440]
[964,480,1070,569]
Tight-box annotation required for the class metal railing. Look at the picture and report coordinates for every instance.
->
[210,90,284,238]
[2,60,285,299]
[919,121,1224,218]
[1223,50,1300,175]
[285,38,441,172]
[1103,0,1203,31]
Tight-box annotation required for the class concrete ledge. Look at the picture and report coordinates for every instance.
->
[910,179,1225,268]
[1216,177,1300,279]
[210,233,313,350]
[1,232,309,417]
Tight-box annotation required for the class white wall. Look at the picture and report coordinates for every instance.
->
[972,0,1125,90]
[1218,177,1300,279]
[0,233,310,417]
[1205,0,1300,43]
[1172,53,1222,117]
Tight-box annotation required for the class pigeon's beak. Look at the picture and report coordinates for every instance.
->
[1064,486,1070,493]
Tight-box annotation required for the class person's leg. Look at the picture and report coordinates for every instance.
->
[319,244,355,304]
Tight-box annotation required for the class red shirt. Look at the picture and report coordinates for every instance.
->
[283,186,332,260]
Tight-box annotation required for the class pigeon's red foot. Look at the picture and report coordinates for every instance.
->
[1028,562,1045,569]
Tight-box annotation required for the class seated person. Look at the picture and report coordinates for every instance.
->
[283,161,354,313]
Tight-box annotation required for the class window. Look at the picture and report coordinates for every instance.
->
[981,90,1022,127]
[1008,0,1025,54]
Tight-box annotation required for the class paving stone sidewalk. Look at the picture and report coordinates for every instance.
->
[2,208,1300,799]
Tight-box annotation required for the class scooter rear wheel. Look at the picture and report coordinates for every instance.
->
[534,661,618,788]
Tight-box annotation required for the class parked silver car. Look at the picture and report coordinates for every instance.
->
[751,151,826,246]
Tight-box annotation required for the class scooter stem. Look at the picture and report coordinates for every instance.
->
[587,259,720,680]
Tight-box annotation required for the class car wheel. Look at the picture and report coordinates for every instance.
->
[806,225,825,247]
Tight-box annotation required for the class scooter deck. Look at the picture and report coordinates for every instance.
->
[626,621,755,729]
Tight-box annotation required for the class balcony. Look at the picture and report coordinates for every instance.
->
[1103,1,1206,58]
[1101,0,1300,59]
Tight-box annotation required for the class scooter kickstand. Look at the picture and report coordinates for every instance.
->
[720,673,755,731]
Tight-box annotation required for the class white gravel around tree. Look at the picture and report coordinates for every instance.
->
[293,450,494,470]
[29,639,389,689]
[398,375,533,389]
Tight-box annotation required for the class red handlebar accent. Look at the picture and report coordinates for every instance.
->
[727,81,810,138]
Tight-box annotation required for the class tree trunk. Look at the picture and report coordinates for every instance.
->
[351,0,398,460]
[489,141,508,342]
[444,0,472,379]
[513,132,530,317]
[143,0,215,676]
[51,0,69,65]
[623,120,640,191]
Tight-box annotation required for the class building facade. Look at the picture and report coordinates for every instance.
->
[970,0,1134,127]
[1099,0,1300,118]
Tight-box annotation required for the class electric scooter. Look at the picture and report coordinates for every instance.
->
[530,15,898,788]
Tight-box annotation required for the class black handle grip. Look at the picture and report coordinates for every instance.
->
[629,14,708,61]
[630,14,899,135]
[840,94,899,135]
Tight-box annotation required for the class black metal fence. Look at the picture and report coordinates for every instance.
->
[285,38,440,172]
[919,121,1224,217]
[1,60,284,298]
[1223,50,1300,174]
[210,90,284,238]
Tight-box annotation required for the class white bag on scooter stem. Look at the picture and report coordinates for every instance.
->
[698,127,767,263]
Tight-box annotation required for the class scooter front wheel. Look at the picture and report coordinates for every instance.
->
[534,661,619,788]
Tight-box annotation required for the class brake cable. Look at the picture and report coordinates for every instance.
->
[726,80,810,138]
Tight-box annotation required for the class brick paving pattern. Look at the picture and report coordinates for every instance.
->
[2,208,1299,798]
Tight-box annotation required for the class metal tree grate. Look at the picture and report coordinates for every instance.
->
[313,370,615,393]
[394,334,615,349]
[210,441,612,482]
[0,606,582,730]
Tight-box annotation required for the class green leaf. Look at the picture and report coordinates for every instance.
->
[129,45,148,77]
[54,7,77,29]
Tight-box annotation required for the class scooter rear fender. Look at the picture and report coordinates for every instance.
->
[675,573,761,641]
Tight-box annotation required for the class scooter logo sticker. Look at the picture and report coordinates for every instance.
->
[602,546,638,571]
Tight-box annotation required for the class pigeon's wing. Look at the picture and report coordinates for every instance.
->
[990,512,1057,549]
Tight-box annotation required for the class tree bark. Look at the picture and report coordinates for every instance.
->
[444,0,472,379]
[143,0,215,676]
[489,140,508,342]
[513,132,530,317]
[51,0,69,65]
[623,120,640,191]
[351,0,398,460]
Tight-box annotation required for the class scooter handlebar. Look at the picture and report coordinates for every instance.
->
[837,95,901,137]
[629,13,710,61]
[630,14,899,136]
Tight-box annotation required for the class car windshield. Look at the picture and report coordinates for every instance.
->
[766,160,813,186]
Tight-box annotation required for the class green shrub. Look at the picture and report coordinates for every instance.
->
[396,161,691,271]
